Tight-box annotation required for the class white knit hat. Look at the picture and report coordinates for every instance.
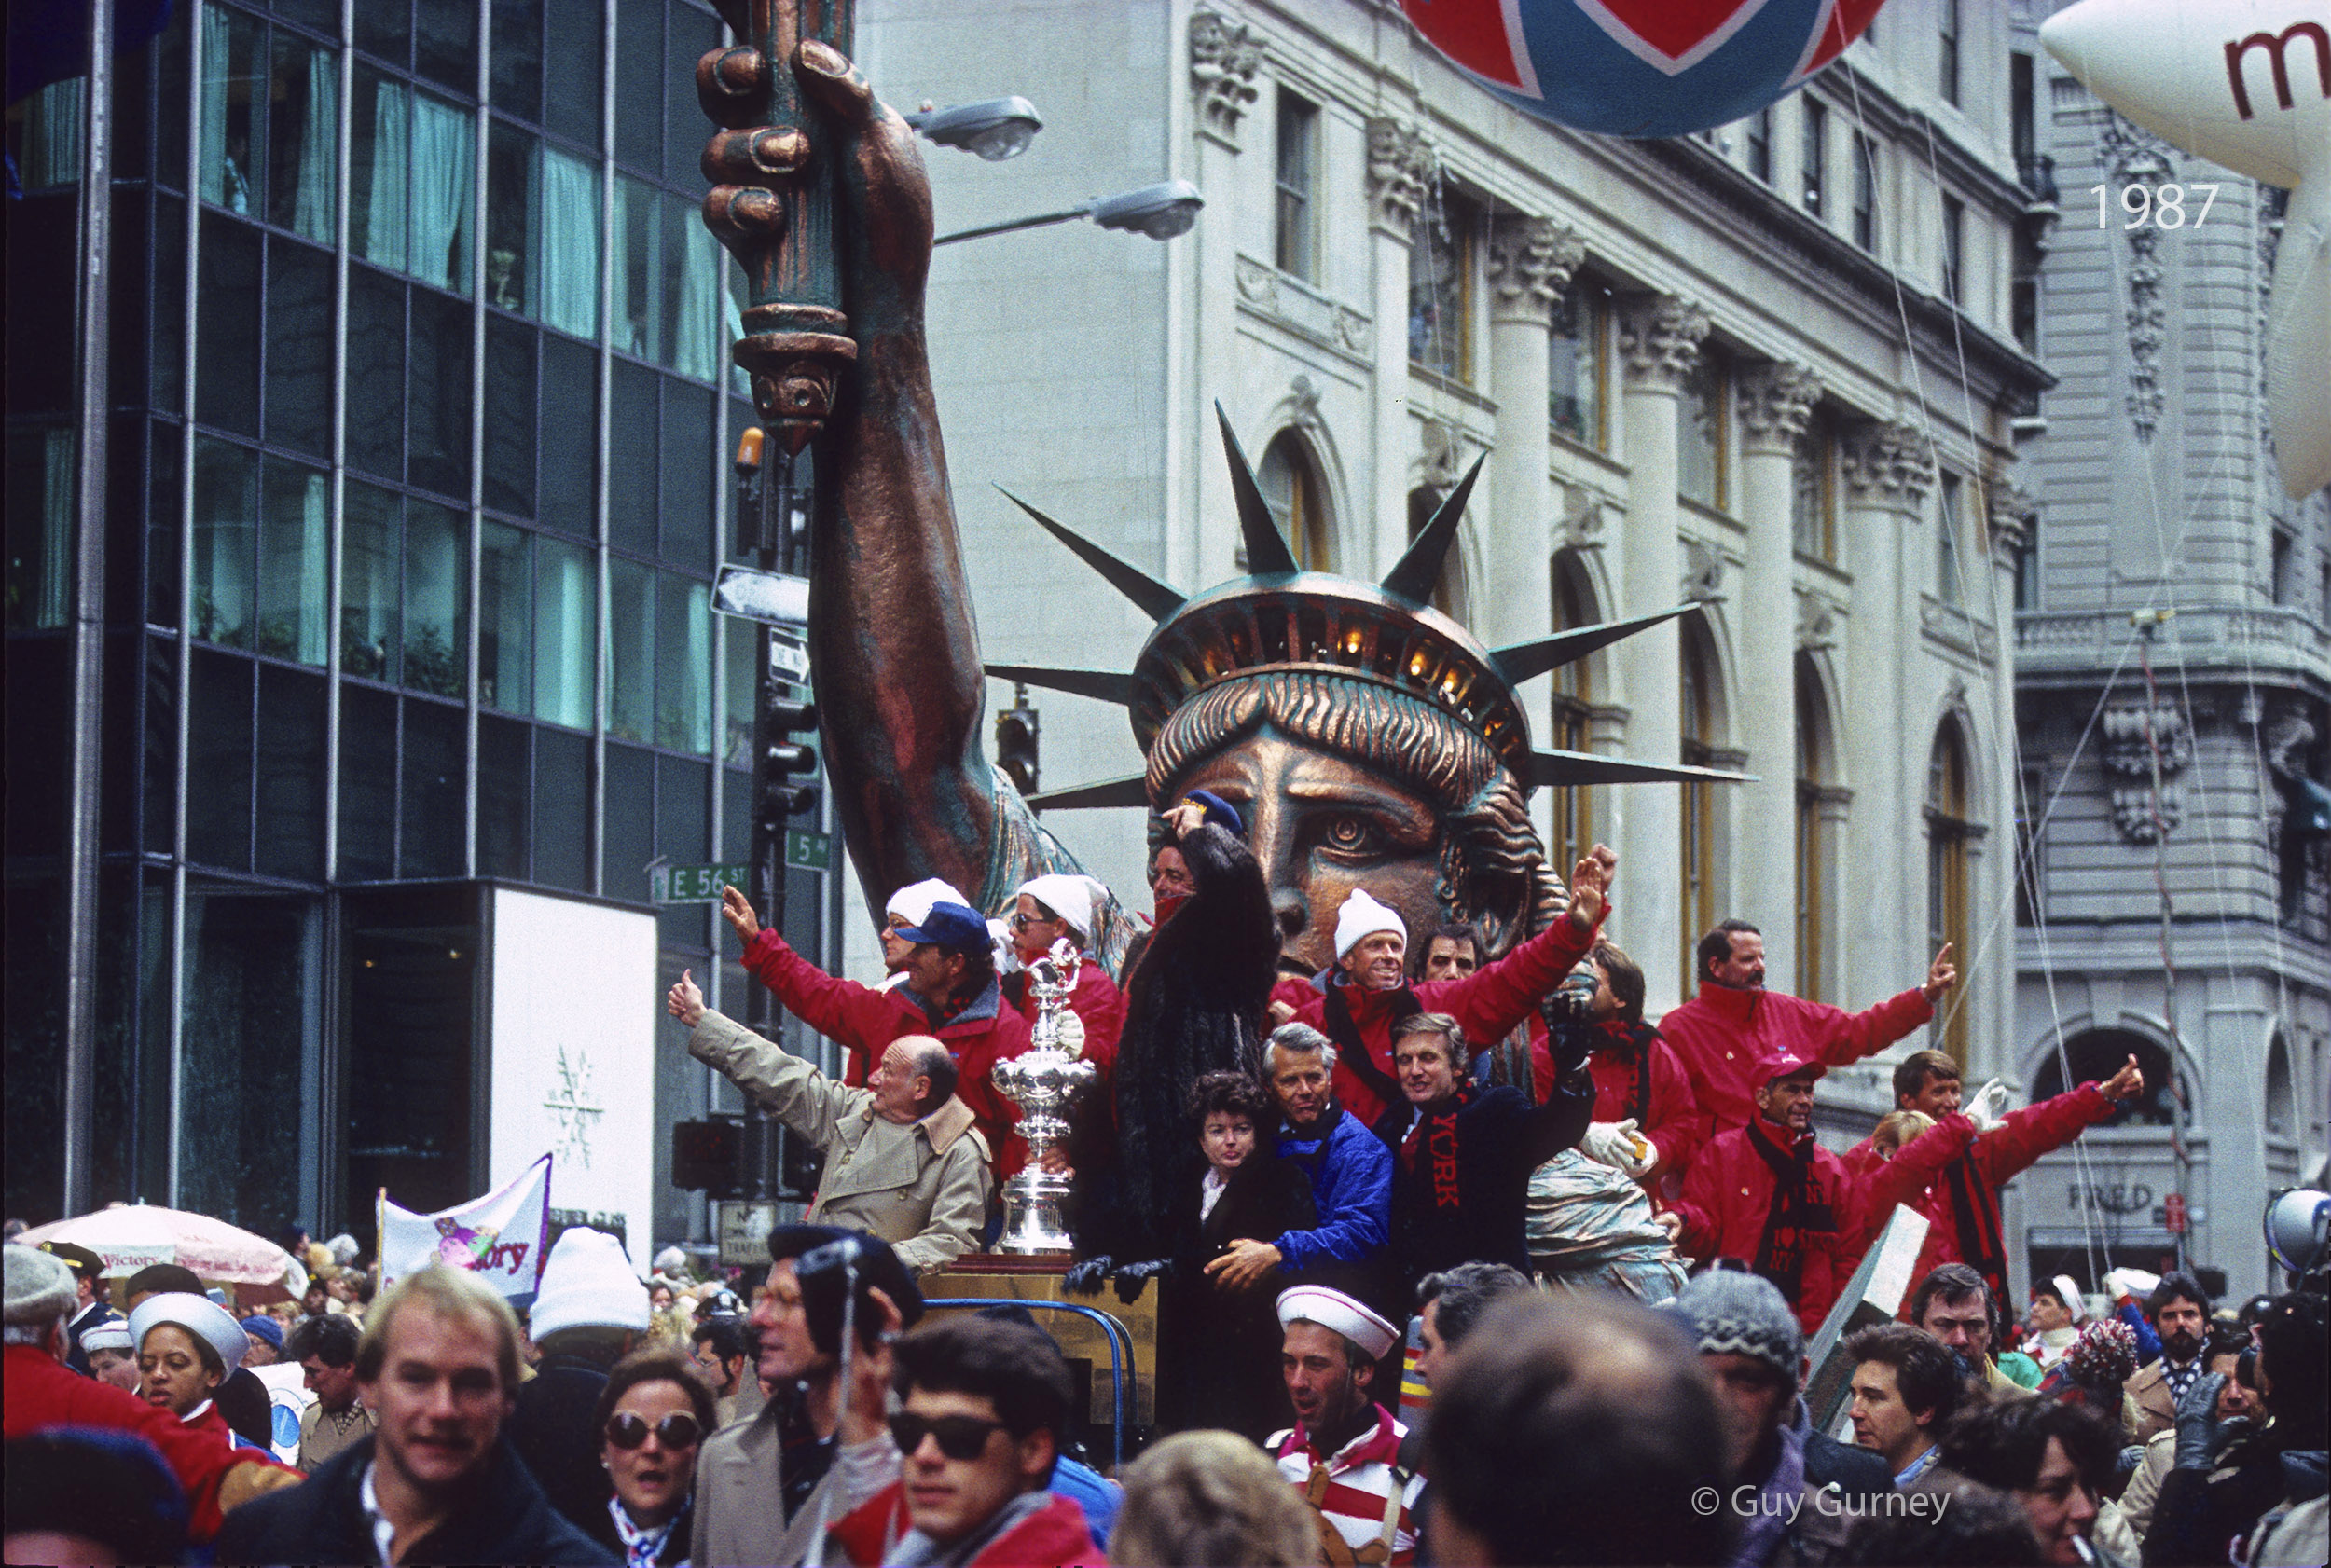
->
[528,1229,649,1340]
[128,1291,250,1374]
[887,877,970,928]
[1333,889,1407,960]
[80,1318,134,1355]
[1276,1286,1399,1360]
[3,1245,76,1327]
[1016,873,1097,942]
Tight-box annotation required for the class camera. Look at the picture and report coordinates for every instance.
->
[1539,972,1600,1076]
[794,1235,925,1356]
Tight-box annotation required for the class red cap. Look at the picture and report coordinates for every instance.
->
[1758,1048,1825,1086]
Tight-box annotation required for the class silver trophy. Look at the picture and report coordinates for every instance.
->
[992,938,1097,1255]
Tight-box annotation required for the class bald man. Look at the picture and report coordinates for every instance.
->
[668,971,990,1274]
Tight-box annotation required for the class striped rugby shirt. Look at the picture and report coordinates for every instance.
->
[1269,1405,1425,1566]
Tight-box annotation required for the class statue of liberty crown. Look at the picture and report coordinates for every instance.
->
[991,406,1750,809]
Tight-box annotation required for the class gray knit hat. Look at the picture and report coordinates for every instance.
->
[1666,1270,1804,1383]
[5,1245,78,1327]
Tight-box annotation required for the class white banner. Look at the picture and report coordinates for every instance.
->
[378,1152,553,1299]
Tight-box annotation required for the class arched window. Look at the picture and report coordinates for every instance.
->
[1680,623,1719,994]
[1548,553,1597,873]
[1406,486,1468,619]
[2267,1033,2295,1138]
[2034,1028,2183,1128]
[1795,655,1833,1003]
[1926,721,1973,1065]
[1258,431,1331,571]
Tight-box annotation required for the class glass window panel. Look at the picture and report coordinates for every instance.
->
[1678,353,1726,509]
[484,313,538,516]
[153,193,187,414]
[19,77,85,191]
[255,663,327,878]
[490,0,544,122]
[478,520,531,711]
[539,332,598,533]
[659,379,713,566]
[157,7,190,192]
[257,456,329,665]
[414,0,476,94]
[603,741,655,901]
[273,0,338,34]
[178,892,310,1228]
[145,637,178,866]
[186,649,255,868]
[1408,198,1472,381]
[666,4,717,190]
[655,571,711,754]
[613,173,662,361]
[533,723,590,889]
[1938,473,1964,606]
[352,67,409,273]
[608,359,659,554]
[656,754,710,947]
[342,481,401,681]
[478,712,530,877]
[538,144,601,338]
[1274,92,1316,282]
[486,120,529,311]
[721,765,750,864]
[723,617,753,768]
[266,29,338,242]
[614,0,661,171]
[148,421,183,629]
[355,0,411,66]
[338,681,397,877]
[346,265,406,480]
[608,557,655,743]
[407,286,475,500]
[199,5,265,215]
[192,436,257,648]
[663,192,724,381]
[1550,285,1602,447]
[543,2,601,147]
[4,426,74,632]
[409,90,475,295]
[533,534,596,728]
[399,695,464,876]
[403,500,467,697]
[195,213,261,436]
[264,237,334,459]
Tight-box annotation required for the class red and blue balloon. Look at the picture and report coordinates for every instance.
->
[1400,0,1891,139]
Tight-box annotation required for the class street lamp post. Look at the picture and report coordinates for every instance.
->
[935,179,1206,246]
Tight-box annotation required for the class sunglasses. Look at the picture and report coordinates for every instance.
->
[888,1411,1007,1461]
[1007,911,1058,932]
[604,1411,702,1451]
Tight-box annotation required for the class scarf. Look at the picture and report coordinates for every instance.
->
[607,1496,682,1568]
[1279,1105,1346,1174]
[1744,1117,1834,1305]
[1940,1156,2009,1309]
[1321,980,1415,1112]
[1398,1089,1471,1215]
[1726,1411,1808,1568]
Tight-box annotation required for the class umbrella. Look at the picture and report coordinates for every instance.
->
[17,1203,298,1286]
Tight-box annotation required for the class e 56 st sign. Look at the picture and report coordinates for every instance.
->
[650,839,834,905]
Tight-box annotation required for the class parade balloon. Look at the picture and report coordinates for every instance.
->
[1400,0,1891,139]
[2041,0,2331,499]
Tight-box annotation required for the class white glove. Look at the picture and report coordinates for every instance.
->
[1964,1078,2010,1134]
[2104,1266,2159,1303]
[1055,1009,1087,1059]
[1580,1119,1654,1178]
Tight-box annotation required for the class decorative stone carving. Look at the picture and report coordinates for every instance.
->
[1737,362,1823,453]
[1287,372,1324,430]
[2100,113,2175,445]
[1333,306,1372,354]
[1987,480,2036,562]
[1486,217,1585,323]
[1558,480,1613,551]
[1680,539,1726,602]
[2102,702,2192,842]
[1189,9,1262,142]
[1616,295,1709,391]
[1235,255,1276,306]
[1797,592,1839,651]
[1841,420,1937,508]
[1366,118,1434,231]
[1414,416,1481,497]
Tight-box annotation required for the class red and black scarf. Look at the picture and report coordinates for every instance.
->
[1745,1116,1836,1306]
[1398,1087,1473,1214]
[1320,980,1415,1112]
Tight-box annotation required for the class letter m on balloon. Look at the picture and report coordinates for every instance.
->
[2224,22,2331,118]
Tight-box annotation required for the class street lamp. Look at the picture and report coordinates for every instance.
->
[934,179,1205,246]
[904,96,1043,161]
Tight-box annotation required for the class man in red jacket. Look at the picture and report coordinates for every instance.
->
[1284,846,1616,1127]
[4,1245,299,1545]
[1671,1049,1866,1337]
[1532,939,1705,1188]
[831,1314,1097,1567]
[1661,919,1957,1144]
[1854,1048,2144,1310]
[722,886,1035,1176]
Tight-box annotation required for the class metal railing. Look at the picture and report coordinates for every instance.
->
[924,1298,1137,1470]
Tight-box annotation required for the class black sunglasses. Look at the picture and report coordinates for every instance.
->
[605,1411,702,1451]
[888,1411,1007,1461]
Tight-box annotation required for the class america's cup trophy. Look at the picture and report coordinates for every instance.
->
[991,939,1096,1255]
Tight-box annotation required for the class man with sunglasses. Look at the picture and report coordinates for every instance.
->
[830,1315,1097,1567]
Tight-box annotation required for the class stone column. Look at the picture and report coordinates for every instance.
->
[1614,294,1708,1011]
[1483,217,1583,648]
[1188,9,1262,585]
[1838,420,1935,983]
[1734,362,1821,991]
[1366,117,1432,578]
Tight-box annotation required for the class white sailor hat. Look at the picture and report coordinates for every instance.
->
[80,1318,134,1355]
[127,1291,249,1374]
[1276,1285,1399,1361]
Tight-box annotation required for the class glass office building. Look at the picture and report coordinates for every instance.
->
[4,0,827,1245]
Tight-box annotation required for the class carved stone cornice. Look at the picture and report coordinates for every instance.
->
[2102,702,2191,842]
[1366,117,1434,233]
[1616,295,1709,392]
[1840,420,1937,509]
[1797,590,1841,652]
[1189,9,1262,144]
[1987,480,2035,561]
[1485,216,1584,326]
[1737,362,1823,454]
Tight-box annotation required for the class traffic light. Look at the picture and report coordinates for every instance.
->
[670,1117,742,1198]
[996,684,1039,797]
[758,696,821,831]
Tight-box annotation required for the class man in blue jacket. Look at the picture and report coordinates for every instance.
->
[1206,1023,1394,1314]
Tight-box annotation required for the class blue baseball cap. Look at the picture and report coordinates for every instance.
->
[893,901,990,954]
[1179,789,1245,836]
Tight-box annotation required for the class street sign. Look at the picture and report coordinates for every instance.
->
[2164,1192,2187,1233]
[651,861,751,904]
[768,637,811,682]
[784,830,832,871]
[715,1200,779,1266]
[710,565,808,627]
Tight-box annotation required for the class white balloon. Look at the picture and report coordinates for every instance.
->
[2042,0,2331,496]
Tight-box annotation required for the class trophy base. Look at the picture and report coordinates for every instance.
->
[995,1170,1076,1256]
